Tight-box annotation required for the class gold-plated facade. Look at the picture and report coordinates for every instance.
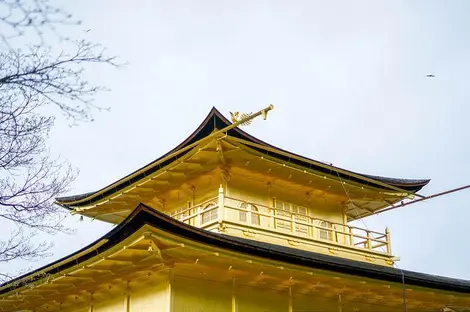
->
[1,106,462,312]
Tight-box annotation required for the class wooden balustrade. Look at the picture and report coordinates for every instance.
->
[169,197,219,227]
[167,195,392,256]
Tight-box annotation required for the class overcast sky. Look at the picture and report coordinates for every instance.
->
[3,0,470,280]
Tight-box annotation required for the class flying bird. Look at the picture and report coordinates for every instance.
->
[426,74,435,78]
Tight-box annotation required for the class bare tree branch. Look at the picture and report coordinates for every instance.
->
[0,230,51,263]
[0,0,118,280]
[1,40,119,122]
[0,0,79,49]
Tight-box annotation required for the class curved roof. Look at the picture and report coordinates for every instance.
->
[56,107,430,207]
[2,203,469,295]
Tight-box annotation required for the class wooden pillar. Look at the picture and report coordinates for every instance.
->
[338,294,343,312]
[88,293,94,312]
[218,184,225,224]
[385,227,392,254]
[123,282,130,312]
[342,206,348,245]
[167,268,174,312]
[332,226,337,243]
[190,186,197,226]
[288,286,293,312]
[349,227,353,246]
[232,278,238,312]
[267,183,275,229]
[366,231,371,249]
[291,213,296,234]
[196,205,201,227]
[271,196,276,230]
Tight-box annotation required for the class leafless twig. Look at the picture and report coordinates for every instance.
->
[0,0,118,281]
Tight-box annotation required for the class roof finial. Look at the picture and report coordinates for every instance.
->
[229,104,274,127]
[230,111,253,126]
[262,104,274,120]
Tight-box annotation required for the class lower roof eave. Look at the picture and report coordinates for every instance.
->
[2,203,469,296]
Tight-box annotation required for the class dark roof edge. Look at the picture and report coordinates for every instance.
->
[2,204,469,295]
[56,107,430,207]
[55,107,223,205]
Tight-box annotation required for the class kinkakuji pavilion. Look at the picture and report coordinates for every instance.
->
[1,105,469,312]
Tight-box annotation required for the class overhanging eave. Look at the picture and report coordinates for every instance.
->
[56,107,430,209]
[2,203,469,297]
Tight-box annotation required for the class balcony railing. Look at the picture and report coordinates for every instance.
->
[167,193,392,258]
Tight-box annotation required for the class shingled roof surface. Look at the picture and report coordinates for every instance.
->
[56,108,430,207]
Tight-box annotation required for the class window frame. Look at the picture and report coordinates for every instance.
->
[201,202,218,224]
[319,220,333,241]
[238,202,260,226]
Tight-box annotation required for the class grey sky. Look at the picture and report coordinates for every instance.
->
[2,0,470,280]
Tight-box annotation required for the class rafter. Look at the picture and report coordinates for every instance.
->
[216,140,226,166]
[183,159,206,165]
[93,209,131,217]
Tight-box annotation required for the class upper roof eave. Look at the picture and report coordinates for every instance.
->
[2,203,469,295]
[55,107,225,206]
[56,107,430,208]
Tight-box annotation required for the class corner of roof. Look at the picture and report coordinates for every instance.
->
[407,178,431,193]
[208,106,220,114]
[421,178,431,187]
[132,202,155,218]
[206,106,232,124]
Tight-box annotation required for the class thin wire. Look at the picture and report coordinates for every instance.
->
[334,171,407,312]
[334,171,385,251]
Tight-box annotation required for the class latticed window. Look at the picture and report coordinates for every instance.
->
[202,202,218,224]
[292,204,308,235]
[273,199,310,234]
[250,205,260,225]
[274,200,292,231]
[239,202,260,226]
[319,221,333,241]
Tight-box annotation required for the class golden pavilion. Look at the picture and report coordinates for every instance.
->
[1,105,469,312]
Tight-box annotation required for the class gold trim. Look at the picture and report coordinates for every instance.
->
[226,136,423,198]
[56,105,274,207]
